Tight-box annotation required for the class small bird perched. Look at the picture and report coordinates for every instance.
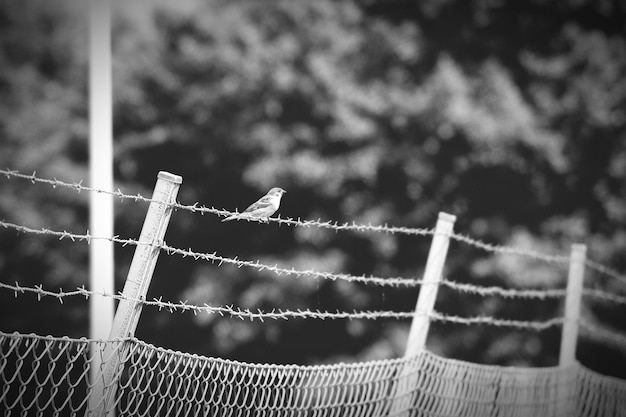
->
[222,187,287,222]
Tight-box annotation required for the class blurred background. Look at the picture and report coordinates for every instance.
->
[0,0,625,378]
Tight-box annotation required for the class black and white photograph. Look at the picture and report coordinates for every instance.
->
[0,0,625,415]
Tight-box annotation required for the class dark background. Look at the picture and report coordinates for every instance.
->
[1,0,625,379]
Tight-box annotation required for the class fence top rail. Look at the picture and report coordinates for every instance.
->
[3,168,626,286]
[1,329,625,379]
[0,329,559,371]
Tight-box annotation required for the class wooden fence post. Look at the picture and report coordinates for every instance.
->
[556,244,586,416]
[388,212,456,416]
[559,243,586,366]
[404,212,456,356]
[87,171,182,417]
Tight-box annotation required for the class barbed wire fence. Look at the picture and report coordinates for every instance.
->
[1,219,625,308]
[1,168,626,417]
[1,168,626,342]
[3,168,626,284]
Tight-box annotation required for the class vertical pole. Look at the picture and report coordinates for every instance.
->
[557,244,586,416]
[404,212,456,356]
[559,244,586,367]
[388,212,456,417]
[87,171,182,417]
[89,0,114,383]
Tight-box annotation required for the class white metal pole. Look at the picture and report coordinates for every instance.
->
[87,171,182,417]
[89,0,114,381]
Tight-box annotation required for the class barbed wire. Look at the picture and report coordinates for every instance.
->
[0,168,434,236]
[579,320,626,351]
[441,279,567,300]
[584,259,626,287]
[429,312,564,331]
[447,232,626,289]
[0,168,151,203]
[159,243,420,288]
[0,219,426,288]
[1,277,625,331]
[447,235,626,287]
[582,289,626,305]
[4,220,626,306]
[448,232,570,264]
[2,168,626,286]
[0,280,566,329]
[0,220,139,246]
[0,220,574,303]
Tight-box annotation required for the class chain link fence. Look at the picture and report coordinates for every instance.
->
[2,332,625,417]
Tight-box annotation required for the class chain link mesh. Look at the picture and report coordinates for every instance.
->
[1,332,625,417]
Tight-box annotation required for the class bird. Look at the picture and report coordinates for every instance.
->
[222,187,287,222]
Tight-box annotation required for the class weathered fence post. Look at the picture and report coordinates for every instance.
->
[559,244,586,366]
[404,212,456,356]
[87,171,182,417]
[388,212,456,416]
[557,243,586,416]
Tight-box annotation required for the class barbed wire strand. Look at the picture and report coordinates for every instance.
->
[4,167,626,282]
[0,220,426,288]
[1,279,625,328]
[0,280,566,330]
[582,289,626,305]
[5,168,626,287]
[159,243,420,288]
[448,232,570,264]
[584,259,626,287]
[3,220,626,305]
[0,168,155,204]
[0,168,434,236]
[441,280,567,300]
[0,220,138,246]
[579,320,626,351]
[0,219,579,301]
